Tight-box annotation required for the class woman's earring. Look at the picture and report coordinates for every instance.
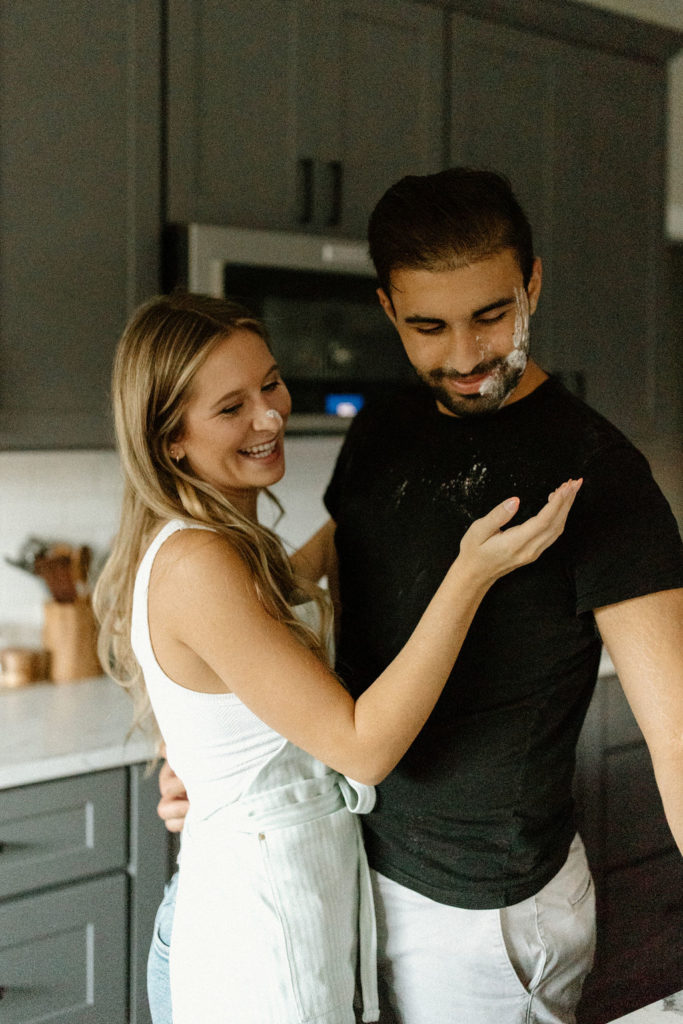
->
[170,447,182,463]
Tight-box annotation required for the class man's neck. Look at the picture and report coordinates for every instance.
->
[502,359,548,407]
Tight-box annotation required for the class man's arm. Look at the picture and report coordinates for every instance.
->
[289,518,337,584]
[595,587,683,854]
[157,758,189,833]
[290,517,341,630]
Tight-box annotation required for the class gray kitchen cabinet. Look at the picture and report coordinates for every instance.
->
[0,0,161,450]
[0,766,169,1024]
[0,874,128,1024]
[1,0,678,451]
[166,0,443,236]
[0,768,126,901]
[574,675,683,1023]
[448,12,671,443]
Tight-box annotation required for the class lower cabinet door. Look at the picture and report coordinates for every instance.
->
[0,873,127,1023]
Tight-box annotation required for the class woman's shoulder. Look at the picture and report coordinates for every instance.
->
[142,517,214,564]
[150,519,252,592]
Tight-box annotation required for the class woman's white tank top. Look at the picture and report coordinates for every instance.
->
[131,518,326,820]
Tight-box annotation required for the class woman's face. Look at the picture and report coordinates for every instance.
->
[174,329,291,516]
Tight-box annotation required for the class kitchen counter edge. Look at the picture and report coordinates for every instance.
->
[1,652,618,791]
[0,674,157,790]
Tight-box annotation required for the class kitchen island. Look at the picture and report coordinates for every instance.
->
[0,675,168,1024]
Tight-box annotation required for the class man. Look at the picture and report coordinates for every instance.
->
[155,168,683,1024]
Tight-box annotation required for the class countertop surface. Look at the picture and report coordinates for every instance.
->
[0,674,156,789]
[609,990,683,1022]
[1,650,618,791]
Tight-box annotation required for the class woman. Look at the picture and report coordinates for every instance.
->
[95,292,581,1024]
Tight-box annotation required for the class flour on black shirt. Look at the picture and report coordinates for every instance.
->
[324,377,683,909]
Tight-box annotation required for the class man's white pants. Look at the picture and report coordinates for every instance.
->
[371,834,596,1024]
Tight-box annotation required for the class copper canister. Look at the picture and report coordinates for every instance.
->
[0,647,49,687]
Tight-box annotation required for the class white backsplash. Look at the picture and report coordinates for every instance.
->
[0,438,344,643]
[0,450,124,643]
[1,430,680,644]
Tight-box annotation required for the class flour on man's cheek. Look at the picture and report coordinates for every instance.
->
[478,287,530,406]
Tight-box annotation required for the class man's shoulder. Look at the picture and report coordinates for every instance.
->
[341,384,431,447]
[528,377,638,460]
[358,383,431,423]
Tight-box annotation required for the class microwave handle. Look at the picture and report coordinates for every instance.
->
[297,158,315,225]
[327,160,343,228]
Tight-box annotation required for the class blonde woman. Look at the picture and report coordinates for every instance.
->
[95,292,581,1024]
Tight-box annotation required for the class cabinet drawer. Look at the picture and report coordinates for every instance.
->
[601,851,683,960]
[0,872,127,1023]
[605,746,673,867]
[603,676,642,749]
[0,769,127,899]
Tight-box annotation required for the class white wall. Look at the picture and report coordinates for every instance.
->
[2,429,680,644]
[0,451,123,644]
[0,438,343,644]
[574,0,683,31]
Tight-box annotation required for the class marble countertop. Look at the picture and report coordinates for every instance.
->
[1,650,618,791]
[609,990,683,1022]
[0,675,156,789]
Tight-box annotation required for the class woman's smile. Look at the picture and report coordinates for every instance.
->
[174,329,292,514]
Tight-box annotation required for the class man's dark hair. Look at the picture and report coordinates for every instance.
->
[368,167,535,297]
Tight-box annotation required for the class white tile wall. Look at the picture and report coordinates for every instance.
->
[1,430,678,644]
[267,435,345,551]
[0,450,124,642]
[0,437,344,642]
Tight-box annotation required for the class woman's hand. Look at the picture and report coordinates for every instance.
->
[459,479,582,584]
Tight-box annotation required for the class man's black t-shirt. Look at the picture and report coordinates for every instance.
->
[324,377,683,909]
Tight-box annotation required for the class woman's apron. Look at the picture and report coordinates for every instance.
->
[169,737,379,1024]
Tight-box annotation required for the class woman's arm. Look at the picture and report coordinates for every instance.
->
[152,481,580,785]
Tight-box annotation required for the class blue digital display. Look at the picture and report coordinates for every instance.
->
[325,393,365,418]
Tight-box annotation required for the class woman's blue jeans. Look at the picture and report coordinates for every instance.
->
[147,871,178,1024]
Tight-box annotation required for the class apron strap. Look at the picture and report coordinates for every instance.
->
[338,775,376,815]
[354,820,380,1022]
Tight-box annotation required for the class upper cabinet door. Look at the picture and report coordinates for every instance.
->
[550,47,666,441]
[166,0,300,231]
[448,14,666,441]
[295,0,444,237]
[167,0,444,237]
[449,17,557,370]
[0,0,161,449]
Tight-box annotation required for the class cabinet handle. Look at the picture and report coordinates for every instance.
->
[327,161,343,227]
[297,158,314,225]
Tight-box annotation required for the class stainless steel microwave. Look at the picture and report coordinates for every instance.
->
[164,224,415,432]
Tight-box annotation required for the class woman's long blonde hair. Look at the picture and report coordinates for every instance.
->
[94,292,332,738]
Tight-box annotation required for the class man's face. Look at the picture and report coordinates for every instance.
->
[378,249,543,417]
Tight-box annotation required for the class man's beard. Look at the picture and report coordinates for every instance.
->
[420,353,527,418]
